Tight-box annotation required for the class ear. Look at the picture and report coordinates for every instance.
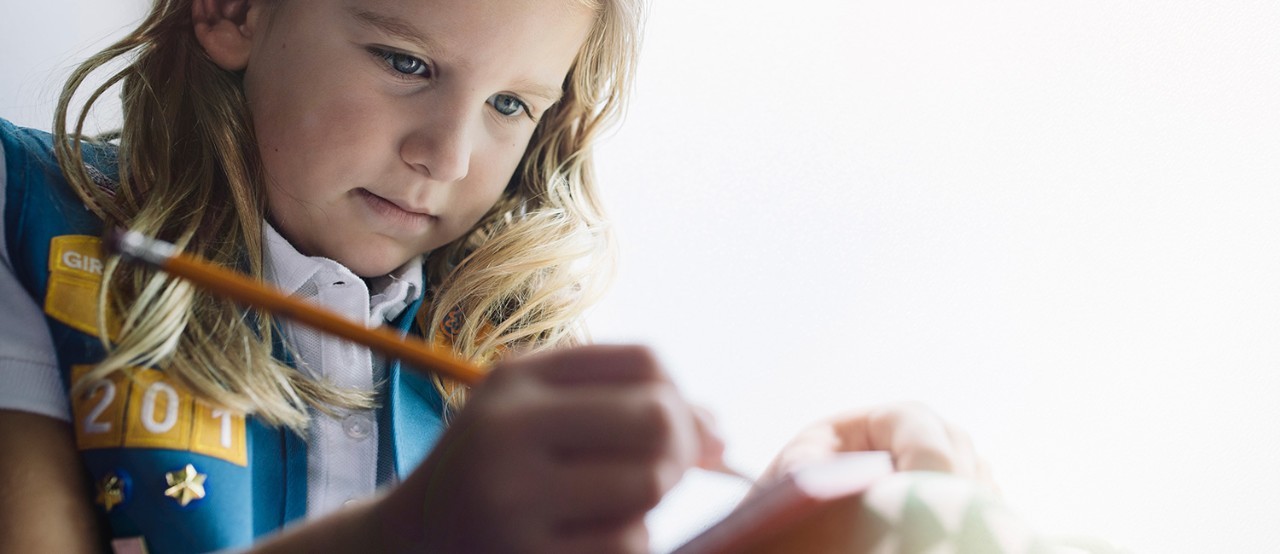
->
[192,0,261,71]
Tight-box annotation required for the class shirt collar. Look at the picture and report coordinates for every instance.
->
[262,222,424,324]
[368,262,424,325]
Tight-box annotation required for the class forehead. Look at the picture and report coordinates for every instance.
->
[341,0,593,58]
[321,0,596,92]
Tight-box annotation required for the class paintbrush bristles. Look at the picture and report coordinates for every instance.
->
[108,227,176,266]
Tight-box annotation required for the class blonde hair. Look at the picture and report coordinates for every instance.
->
[53,0,645,430]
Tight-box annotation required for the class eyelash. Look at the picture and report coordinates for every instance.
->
[367,47,535,122]
[369,47,431,79]
[488,94,532,120]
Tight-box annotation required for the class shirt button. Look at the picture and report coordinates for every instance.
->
[343,413,373,440]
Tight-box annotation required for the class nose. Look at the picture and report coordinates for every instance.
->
[400,105,473,183]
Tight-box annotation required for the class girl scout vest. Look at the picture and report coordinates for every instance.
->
[2,119,449,552]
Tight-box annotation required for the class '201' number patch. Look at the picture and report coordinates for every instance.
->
[71,365,247,466]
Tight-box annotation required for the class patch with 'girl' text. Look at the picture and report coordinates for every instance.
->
[44,235,119,338]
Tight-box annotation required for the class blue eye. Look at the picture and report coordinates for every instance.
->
[488,94,528,117]
[372,48,430,78]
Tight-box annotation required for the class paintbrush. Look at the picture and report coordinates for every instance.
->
[107,228,754,482]
[108,228,485,383]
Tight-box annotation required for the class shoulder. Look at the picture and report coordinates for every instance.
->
[0,118,54,159]
[0,118,119,197]
[2,119,115,296]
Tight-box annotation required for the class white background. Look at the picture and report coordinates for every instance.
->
[4,1,1278,552]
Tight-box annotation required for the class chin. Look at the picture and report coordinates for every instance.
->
[338,249,419,278]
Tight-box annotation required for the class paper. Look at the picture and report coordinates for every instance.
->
[671,452,894,554]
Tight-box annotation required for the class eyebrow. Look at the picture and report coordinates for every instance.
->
[347,6,442,54]
[514,79,565,104]
[346,6,566,105]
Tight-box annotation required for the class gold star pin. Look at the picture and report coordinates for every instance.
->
[164,464,206,507]
[96,472,126,512]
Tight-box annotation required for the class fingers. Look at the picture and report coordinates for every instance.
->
[393,344,704,554]
[941,419,1000,494]
[690,404,729,472]
[535,390,675,457]
[546,460,678,522]
[867,402,960,473]
[863,403,998,489]
[941,419,979,478]
[976,457,1001,496]
[549,517,649,554]
[774,402,996,490]
[501,344,670,386]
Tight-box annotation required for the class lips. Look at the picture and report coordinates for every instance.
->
[358,188,433,216]
[356,188,437,231]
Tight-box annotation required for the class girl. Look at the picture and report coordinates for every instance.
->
[0,0,989,552]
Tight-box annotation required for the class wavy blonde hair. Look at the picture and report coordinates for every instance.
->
[54,0,644,430]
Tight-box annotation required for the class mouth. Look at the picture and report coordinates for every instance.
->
[356,188,437,229]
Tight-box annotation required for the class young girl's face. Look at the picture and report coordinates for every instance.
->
[240,0,593,276]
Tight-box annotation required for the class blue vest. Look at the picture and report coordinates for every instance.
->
[1,119,448,552]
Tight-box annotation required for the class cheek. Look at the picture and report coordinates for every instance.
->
[446,150,521,238]
[255,89,389,184]
[474,146,525,207]
[453,183,507,238]
[244,47,393,192]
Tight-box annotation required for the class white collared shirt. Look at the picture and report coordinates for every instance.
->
[0,143,71,421]
[262,223,424,518]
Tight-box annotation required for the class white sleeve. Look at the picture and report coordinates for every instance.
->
[0,141,71,421]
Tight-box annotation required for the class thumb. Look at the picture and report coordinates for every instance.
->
[690,405,741,478]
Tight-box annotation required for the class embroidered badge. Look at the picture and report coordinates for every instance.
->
[440,306,464,340]
[163,464,206,507]
[95,471,128,512]
[110,536,149,554]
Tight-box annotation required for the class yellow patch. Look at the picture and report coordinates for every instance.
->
[70,365,248,467]
[49,235,107,277]
[71,364,127,449]
[44,236,119,339]
[123,369,193,450]
[190,401,248,466]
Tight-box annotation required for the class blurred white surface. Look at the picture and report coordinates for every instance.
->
[591,1,1280,552]
[5,1,1278,552]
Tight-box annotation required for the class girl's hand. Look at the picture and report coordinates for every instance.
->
[375,345,710,554]
[754,402,996,491]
